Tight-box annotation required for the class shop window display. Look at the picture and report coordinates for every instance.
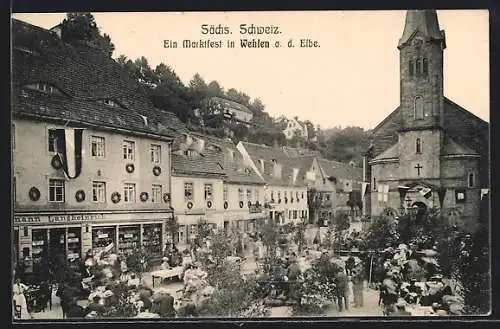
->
[119,226,140,255]
[142,224,162,256]
[92,227,116,253]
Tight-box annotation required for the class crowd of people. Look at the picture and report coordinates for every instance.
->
[377,243,463,316]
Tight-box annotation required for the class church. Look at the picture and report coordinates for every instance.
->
[363,10,489,230]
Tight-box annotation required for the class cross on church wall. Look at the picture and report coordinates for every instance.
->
[415,163,423,176]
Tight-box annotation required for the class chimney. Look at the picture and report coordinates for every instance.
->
[258,159,265,173]
[273,162,282,179]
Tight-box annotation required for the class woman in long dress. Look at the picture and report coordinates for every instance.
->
[13,278,30,319]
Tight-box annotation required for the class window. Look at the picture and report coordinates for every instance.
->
[184,183,194,201]
[296,191,299,200]
[48,129,62,152]
[38,83,55,93]
[123,140,135,161]
[178,225,186,244]
[414,96,424,119]
[284,191,288,198]
[184,149,197,157]
[91,136,105,158]
[409,60,414,77]
[123,183,136,203]
[238,188,244,202]
[415,59,421,76]
[92,181,106,203]
[247,189,252,202]
[152,184,162,203]
[468,172,475,188]
[150,144,161,164]
[301,192,304,199]
[373,177,377,191]
[223,185,228,201]
[103,99,119,107]
[422,58,429,77]
[416,138,421,153]
[278,191,281,199]
[49,179,65,202]
[293,211,298,219]
[325,194,330,201]
[204,184,213,201]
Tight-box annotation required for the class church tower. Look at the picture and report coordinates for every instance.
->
[396,10,446,181]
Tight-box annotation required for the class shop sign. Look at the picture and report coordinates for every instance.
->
[14,215,47,224]
[49,214,104,223]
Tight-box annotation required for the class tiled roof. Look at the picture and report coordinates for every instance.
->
[241,142,308,187]
[171,149,226,177]
[317,158,363,183]
[11,18,186,137]
[209,96,253,114]
[442,135,479,156]
[183,134,264,184]
[372,142,399,161]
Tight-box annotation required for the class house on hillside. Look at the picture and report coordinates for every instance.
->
[277,117,309,141]
[206,96,253,127]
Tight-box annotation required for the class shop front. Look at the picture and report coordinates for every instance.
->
[13,211,172,272]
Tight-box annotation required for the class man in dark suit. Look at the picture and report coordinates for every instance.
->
[335,269,349,312]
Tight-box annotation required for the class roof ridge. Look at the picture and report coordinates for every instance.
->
[444,97,489,126]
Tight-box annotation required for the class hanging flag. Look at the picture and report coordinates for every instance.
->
[420,187,432,199]
[56,128,83,179]
[362,182,370,200]
[398,186,410,204]
[292,168,299,185]
[437,188,446,208]
[383,184,389,202]
[481,189,489,200]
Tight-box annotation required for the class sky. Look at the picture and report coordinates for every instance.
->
[12,11,489,130]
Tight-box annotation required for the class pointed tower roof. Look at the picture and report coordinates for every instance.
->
[398,10,446,49]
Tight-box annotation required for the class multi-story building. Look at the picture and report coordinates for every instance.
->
[170,134,267,249]
[279,117,309,141]
[237,142,309,225]
[170,136,226,249]
[11,19,185,268]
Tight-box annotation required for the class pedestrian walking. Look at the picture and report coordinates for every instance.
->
[335,269,349,312]
[352,265,365,308]
[13,278,30,319]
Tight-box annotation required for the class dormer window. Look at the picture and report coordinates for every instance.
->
[102,99,120,107]
[23,83,62,95]
[184,149,197,157]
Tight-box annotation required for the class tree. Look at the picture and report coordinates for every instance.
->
[60,12,115,56]
[325,126,373,165]
[207,80,224,97]
[250,98,265,113]
[166,217,180,244]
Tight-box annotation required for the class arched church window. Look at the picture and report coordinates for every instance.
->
[409,60,414,77]
[422,58,429,77]
[414,96,424,119]
[416,138,421,153]
[415,59,421,77]
[373,177,377,191]
[468,171,475,188]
